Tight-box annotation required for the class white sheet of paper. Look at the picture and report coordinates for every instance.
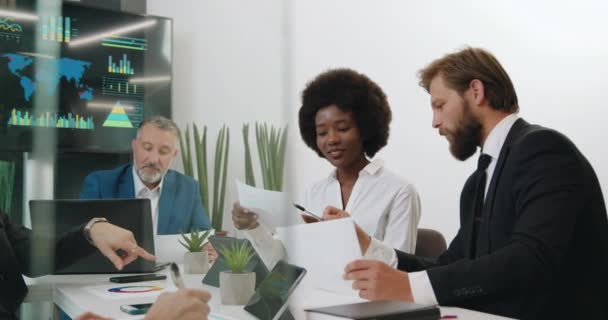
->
[276,218,362,296]
[155,230,213,263]
[236,180,297,229]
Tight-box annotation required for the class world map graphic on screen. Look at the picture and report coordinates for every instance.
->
[2,53,94,101]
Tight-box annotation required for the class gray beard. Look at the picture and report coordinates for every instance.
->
[137,167,164,184]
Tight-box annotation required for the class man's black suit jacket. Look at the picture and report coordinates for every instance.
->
[0,210,94,319]
[397,119,608,319]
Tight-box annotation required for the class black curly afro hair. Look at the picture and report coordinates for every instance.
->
[299,68,392,158]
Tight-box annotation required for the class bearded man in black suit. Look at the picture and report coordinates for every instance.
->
[325,47,608,320]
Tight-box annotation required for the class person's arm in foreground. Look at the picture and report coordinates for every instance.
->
[88,221,156,270]
[322,206,415,301]
[75,288,212,320]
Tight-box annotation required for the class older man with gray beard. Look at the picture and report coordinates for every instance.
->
[80,116,211,235]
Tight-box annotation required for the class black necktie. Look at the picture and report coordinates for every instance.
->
[471,153,492,256]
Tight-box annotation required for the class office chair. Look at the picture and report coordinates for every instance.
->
[415,228,447,258]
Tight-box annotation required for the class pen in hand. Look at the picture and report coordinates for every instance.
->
[170,262,185,289]
[293,203,324,221]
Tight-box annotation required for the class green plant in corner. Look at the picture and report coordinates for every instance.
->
[216,241,255,273]
[212,125,230,231]
[242,123,256,187]
[179,124,229,232]
[242,122,287,191]
[178,229,211,252]
[0,160,15,215]
[179,124,210,209]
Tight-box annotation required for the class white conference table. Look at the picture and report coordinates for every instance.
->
[25,269,513,320]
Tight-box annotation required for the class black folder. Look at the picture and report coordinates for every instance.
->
[305,300,440,320]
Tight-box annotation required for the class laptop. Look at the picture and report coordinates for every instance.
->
[202,235,269,288]
[29,199,157,274]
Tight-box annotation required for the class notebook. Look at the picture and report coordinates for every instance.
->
[29,199,157,274]
[305,300,440,320]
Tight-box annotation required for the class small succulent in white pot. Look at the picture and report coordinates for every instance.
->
[216,241,256,305]
[178,229,211,274]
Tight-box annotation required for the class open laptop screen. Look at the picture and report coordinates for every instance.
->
[29,199,155,274]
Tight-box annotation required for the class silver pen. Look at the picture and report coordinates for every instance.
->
[169,262,185,289]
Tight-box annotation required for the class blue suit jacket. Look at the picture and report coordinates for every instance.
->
[80,164,211,234]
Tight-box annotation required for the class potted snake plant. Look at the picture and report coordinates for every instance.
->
[178,229,211,274]
[179,124,230,235]
[216,240,256,305]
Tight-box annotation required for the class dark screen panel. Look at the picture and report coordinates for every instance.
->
[0,2,172,152]
[54,151,131,199]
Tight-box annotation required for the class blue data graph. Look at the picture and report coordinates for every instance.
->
[108,54,135,75]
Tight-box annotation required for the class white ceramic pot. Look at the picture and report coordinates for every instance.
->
[220,271,255,305]
[183,251,209,274]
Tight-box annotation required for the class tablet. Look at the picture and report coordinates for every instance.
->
[202,236,269,288]
[244,260,306,320]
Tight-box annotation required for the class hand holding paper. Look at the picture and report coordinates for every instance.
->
[276,218,362,295]
[322,206,372,254]
[236,180,297,229]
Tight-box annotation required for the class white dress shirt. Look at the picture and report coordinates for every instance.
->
[303,159,421,253]
[132,166,164,236]
[408,113,520,305]
[245,159,421,269]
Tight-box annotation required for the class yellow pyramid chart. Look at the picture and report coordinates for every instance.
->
[103,103,133,128]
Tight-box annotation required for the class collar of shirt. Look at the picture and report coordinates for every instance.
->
[481,113,520,160]
[329,158,384,180]
[132,165,164,197]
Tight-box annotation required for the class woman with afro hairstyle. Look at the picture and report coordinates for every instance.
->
[230,69,421,269]
[298,68,421,254]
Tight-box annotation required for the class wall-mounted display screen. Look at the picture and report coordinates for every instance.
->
[0,2,172,152]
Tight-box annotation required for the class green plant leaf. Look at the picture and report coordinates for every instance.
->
[178,125,193,177]
[217,127,229,231]
[0,160,15,214]
[211,126,229,231]
[179,229,211,252]
[193,124,210,215]
[276,126,288,191]
[186,126,194,177]
[213,127,223,227]
[201,126,209,211]
[243,123,256,187]
[178,127,188,176]
[216,241,255,273]
[256,123,270,190]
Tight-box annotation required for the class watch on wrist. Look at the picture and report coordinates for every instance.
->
[83,217,108,245]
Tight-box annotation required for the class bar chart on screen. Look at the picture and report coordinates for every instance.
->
[102,76,144,99]
[7,108,94,130]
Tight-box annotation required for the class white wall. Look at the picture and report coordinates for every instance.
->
[290,0,608,242]
[148,0,608,242]
[147,0,288,234]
